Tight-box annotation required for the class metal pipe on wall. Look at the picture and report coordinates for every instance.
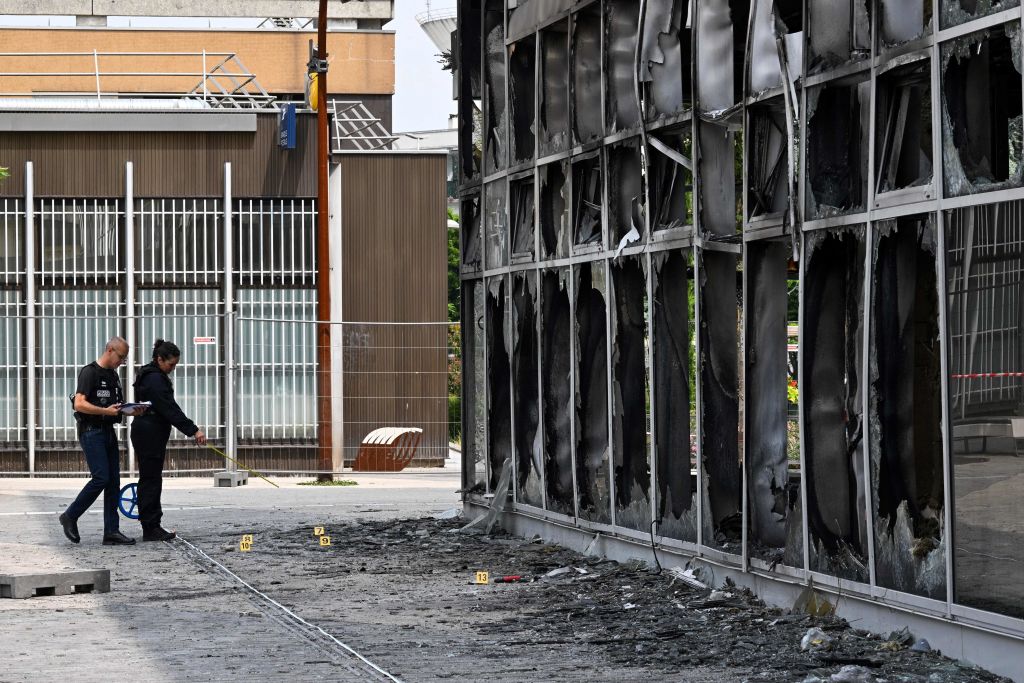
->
[315,0,333,481]
[24,161,35,477]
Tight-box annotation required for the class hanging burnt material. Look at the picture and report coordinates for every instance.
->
[509,34,537,165]
[486,277,512,492]
[611,256,651,531]
[650,127,693,231]
[542,269,574,515]
[640,0,692,120]
[540,161,570,258]
[539,20,570,157]
[699,249,742,546]
[573,152,603,246]
[512,272,542,508]
[461,193,482,271]
[803,228,869,581]
[483,0,506,175]
[879,0,930,48]
[942,24,1023,197]
[806,79,870,218]
[748,0,802,94]
[747,99,789,219]
[462,280,487,494]
[571,2,603,145]
[510,175,536,259]
[745,240,802,564]
[485,181,508,269]
[457,0,482,182]
[875,56,933,196]
[870,217,945,599]
[606,0,641,133]
[608,138,645,247]
[653,250,697,542]
[697,123,738,236]
[576,262,611,523]
[807,0,871,74]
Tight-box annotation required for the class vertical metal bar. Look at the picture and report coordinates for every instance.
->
[224,163,236,468]
[125,162,136,476]
[569,266,580,519]
[94,49,101,102]
[693,245,703,552]
[25,162,35,476]
[862,221,878,589]
[646,251,658,539]
[740,245,749,572]
[936,206,956,619]
[798,231,810,574]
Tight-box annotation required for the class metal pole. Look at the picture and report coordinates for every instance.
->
[315,0,333,481]
[125,162,136,476]
[25,161,35,477]
[224,162,236,468]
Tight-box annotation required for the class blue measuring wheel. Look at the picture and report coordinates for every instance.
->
[118,482,139,520]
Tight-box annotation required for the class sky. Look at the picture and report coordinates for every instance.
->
[385,1,457,134]
[0,3,458,134]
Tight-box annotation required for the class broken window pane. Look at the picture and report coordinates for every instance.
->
[947,201,1024,619]
[509,35,537,165]
[576,261,612,524]
[572,152,603,247]
[486,276,512,493]
[698,249,742,551]
[606,0,641,133]
[745,240,803,567]
[807,0,871,74]
[749,0,802,94]
[458,0,483,183]
[542,269,575,515]
[539,20,570,157]
[870,216,946,600]
[803,228,869,582]
[608,138,645,247]
[875,56,933,196]
[484,0,507,175]
[747,98,790,220]
[485,181,508,269]
[806,79,870,218]
[879,0,930,48]
[461,193,482,272]
[650,126,693,231]
[641,0,692,119]
[510,175,536,259]
[462,280,487,496]
[540,161,570,258]
[611,256,651,531]
[941,0,1019,30]
[571,3,603,145]
[941,24,1023,198]
[653,250,698,542]
[512,271,543,508]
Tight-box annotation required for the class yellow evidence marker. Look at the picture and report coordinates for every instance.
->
[314,526,325,536]
[319,536,332,547]
[240,535,253,552]
[475,571,489,584]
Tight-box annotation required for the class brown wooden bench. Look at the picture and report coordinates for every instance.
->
[352,427,424,471]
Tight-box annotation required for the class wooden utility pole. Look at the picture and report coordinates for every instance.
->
[313,0,333,481]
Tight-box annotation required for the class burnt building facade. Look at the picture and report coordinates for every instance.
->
[457,1,1024,676]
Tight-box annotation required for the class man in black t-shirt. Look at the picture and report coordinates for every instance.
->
[59,336,147,545]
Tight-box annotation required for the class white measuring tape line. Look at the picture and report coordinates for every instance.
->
[172,534,403,683]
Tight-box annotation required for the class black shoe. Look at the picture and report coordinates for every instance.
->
[142,527,176,542]
[59,513,80,544]
[102,531,136,545]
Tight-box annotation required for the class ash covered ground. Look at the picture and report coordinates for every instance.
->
[198,514,1010,683]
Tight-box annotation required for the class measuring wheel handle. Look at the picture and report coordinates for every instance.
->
[118,482,139,520]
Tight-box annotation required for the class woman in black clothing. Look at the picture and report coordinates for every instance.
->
[132,339,207,541]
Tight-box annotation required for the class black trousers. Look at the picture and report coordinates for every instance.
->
[131,420,171,532]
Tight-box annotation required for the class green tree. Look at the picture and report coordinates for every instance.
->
[447,208,460,323]
[0,167,8,182]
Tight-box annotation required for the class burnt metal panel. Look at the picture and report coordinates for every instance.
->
[576,261,612,523]
[542,268,574,515]
[513,271,543,507]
